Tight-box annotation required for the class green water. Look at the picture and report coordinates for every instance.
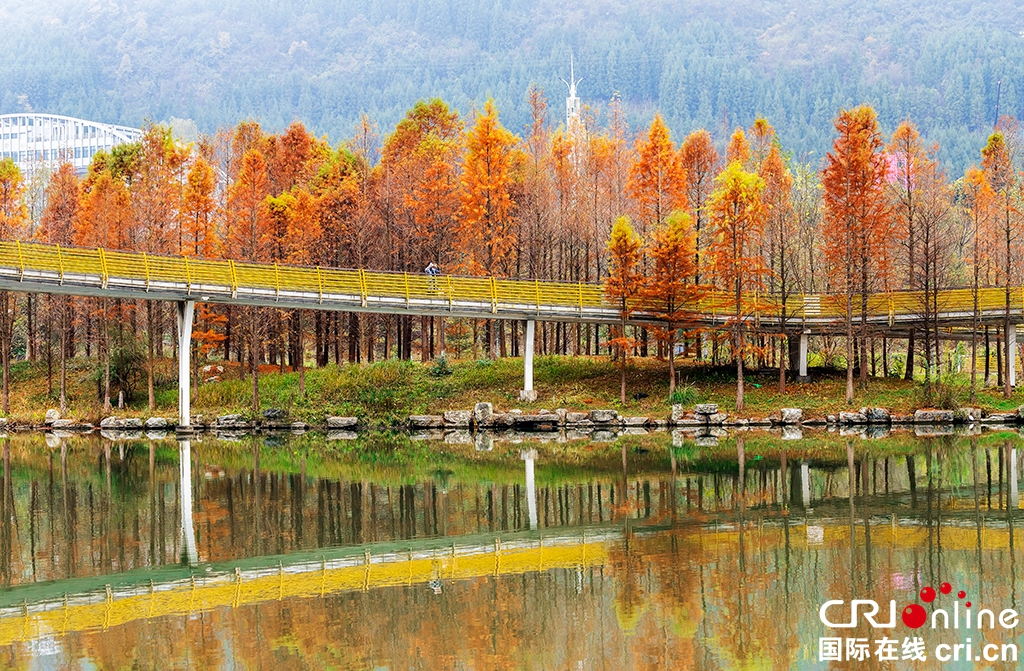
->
[0,429,1021,669]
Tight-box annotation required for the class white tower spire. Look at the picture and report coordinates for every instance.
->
[560,54,583,131]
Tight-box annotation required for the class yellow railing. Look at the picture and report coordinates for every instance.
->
[0,539,607,645]
[2,240,1021,323]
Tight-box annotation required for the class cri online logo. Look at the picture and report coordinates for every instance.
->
[820,582,1019,630]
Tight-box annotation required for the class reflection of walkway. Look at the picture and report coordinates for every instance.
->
[0,531,612,647]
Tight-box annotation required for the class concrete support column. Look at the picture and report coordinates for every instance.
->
[1010,324,1018,388]
[179,440,198,566]
[522,449,538,530]
[176,300,195,429]
[798,332,809,379]
[801,461,811,509]
[520,319,537,402]
[1011,447,1019,511]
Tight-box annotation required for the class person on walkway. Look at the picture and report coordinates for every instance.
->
[425,262,441,293]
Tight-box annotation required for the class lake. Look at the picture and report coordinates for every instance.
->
[0,427,1021,669]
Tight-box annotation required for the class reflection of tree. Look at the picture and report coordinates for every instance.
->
[609,535,648,635]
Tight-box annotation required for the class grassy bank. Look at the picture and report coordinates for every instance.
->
[4,353,1023,425]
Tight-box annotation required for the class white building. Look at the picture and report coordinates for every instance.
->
[0,113,142,175]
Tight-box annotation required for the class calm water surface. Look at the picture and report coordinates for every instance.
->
[0,429,1022,669]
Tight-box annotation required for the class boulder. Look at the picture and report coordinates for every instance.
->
[780,408,803,425]
[693,403,719,415]
[555,408,568,425]
[44,409,60,425]
[622,416,649,427]
[443,410,472,427]
[409,415,444,429]
[144,417,169,429]
[981,413,1017,423]
[839,411,867,424]
[863,407,890,424]
[890,414,915,424]
[956,407,983,422]
[707,413,728,425]
[781,426,803,441]
[0,418,8,429]
[589,409,618,423]
[216,414,243,426]
[473,402,494,425]
[670,404,686,423]
[122,417,144,429]
[474,433,494,452]
[289,422,307,433]
[99,416,121,429]
[326,416,358,429]
[565,411,590,424]
[914,409,954,424]
[489,413,514,428]
[444,430,474,444]
[262,408,287,420]
[865,425,891,440]
[50,419,74,429]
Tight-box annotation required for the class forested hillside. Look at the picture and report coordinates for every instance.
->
[1,0,1022,171]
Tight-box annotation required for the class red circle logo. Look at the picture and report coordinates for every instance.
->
[902,604,927,628]
[920,586,936,603]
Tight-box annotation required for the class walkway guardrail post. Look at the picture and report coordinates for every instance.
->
[15,241,24,281]
[228,260,238,298]
[97,248,108,288]
[56,245,64,285]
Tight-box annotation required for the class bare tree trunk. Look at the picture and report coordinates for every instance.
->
[297,311,305,397]
[59,299,67,415]
[146,301,155,411]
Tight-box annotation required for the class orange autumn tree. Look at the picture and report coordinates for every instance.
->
[38,163,80,413]
[627,114,688,236]
[227,148,272,412]
[0,158,26,413]
[981,129,1023,399]
[641,210,702,395]
[822,106,891,403]
[605,216,644,404]
[708,161,767,412]
[961,166,996,398]
[76,164,132,412]
[680,129,719,287]
[759,141,796,393]
[458,100,520,359]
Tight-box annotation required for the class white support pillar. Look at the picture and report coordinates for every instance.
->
[1011,447,1019,510]
[180,440,198,566]
[176,300,195,429]
[520,319,537,402]
[801,461,811,509]
[1010,324,1018,388]
[521,449,538,530]
[798,332,809,378]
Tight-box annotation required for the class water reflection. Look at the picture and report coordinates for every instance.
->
[0,429,1022,668]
